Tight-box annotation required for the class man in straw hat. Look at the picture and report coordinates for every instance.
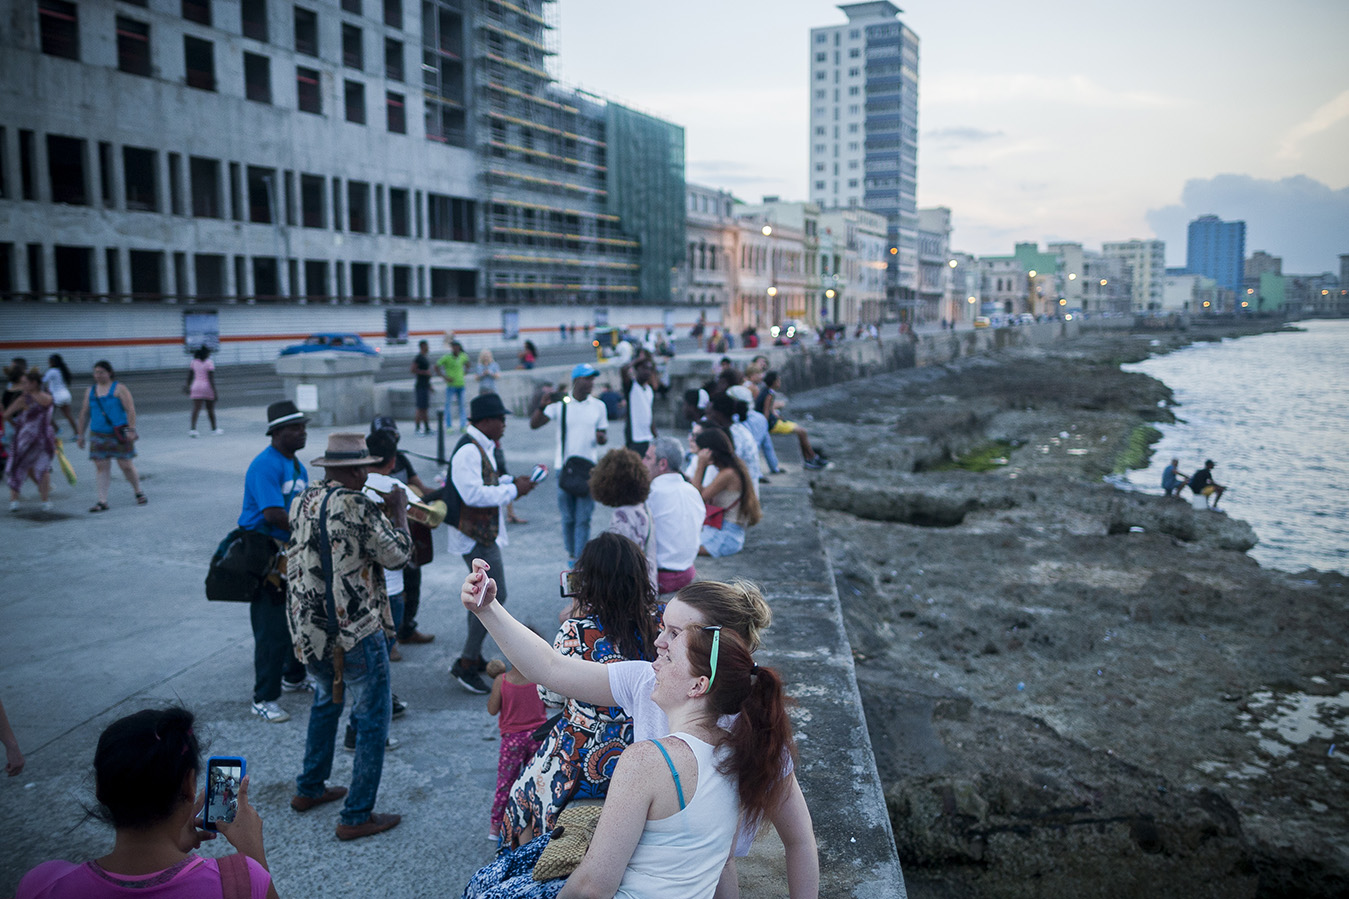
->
[285,433,411,840]
[238,401,313,725]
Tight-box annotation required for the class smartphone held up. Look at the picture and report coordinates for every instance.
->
[204,756,245,831]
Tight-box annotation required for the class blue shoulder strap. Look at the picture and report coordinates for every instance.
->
[653,740,686,811]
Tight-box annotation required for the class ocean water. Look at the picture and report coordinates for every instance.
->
[1122,319,1349,575]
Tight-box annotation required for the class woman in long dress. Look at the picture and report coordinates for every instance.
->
[4,369,56,512]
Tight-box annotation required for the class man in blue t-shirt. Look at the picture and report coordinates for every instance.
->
[239,400,312,724]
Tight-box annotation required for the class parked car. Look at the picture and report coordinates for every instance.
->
[973,316,991,329]
[279,333,380,356]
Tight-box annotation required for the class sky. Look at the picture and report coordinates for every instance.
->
[552,0,1349,273]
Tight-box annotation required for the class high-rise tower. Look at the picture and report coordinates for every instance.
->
[1186,215,1245,309]
[808,2,919,315]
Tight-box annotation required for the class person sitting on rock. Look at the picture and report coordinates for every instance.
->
[1188,459,1226,509]
[1161,458,1188,498]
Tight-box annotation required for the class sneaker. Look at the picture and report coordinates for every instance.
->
[450,658,490,694]
[281,674,315,693]
[343,730,401,752]
[212,428,225,435]
[487,830,500,842]
[251,701,290,723]
[392,694,408,719]
[40,501,54,512]
[8,500,19,512]
[188,429,199,438]
[803,456,829,471]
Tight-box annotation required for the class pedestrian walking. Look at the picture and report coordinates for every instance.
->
[186,346,221,436]
[41,354,79,434]
[437,340,470,431]
[530,363,608,567]
[4,370,56,512]
[76,360,146,512]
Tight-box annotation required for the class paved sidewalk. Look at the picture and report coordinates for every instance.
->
[0,403,814,896]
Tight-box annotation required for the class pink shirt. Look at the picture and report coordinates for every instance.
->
[188,358,215,400]
[17,855,271,899]
[498,677,547,736]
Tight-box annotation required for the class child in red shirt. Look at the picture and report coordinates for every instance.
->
[485,659,547,842]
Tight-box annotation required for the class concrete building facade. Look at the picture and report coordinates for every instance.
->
[808,1,919,316]
[1,0,690,323]
[819,206,888,325]
[916,205,950,323]
[682,182,737,313]
[1102,238,1165,312]
[731,200,818,331]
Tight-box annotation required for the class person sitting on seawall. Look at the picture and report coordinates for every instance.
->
[754,371,830,471]
[499,532,660,849]
[459,568,819,899]
[1161,458,1188,498]
[14,707,279,899]
[691,428,761,559]
[590,448,657,590]
[1188,459,1226,509]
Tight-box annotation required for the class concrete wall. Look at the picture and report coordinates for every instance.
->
[0,303,721,374]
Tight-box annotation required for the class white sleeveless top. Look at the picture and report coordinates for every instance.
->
[614,733,739,899]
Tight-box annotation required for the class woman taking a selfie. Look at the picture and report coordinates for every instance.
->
[460,568,819,899]
[14,707,279,899]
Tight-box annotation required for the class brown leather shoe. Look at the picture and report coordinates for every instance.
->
[400,630,435,644]
[388,645,403,662]
[291,786,348,812]
[336,812,401,841]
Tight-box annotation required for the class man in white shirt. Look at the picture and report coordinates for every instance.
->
[530,363,608,567]
[642,436,705,595]
[622,356,657,457]
[446,393,536,693]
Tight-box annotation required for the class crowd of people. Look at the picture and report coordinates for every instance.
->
[6,342,836,899]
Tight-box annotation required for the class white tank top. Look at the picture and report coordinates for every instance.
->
[614,733,739,899]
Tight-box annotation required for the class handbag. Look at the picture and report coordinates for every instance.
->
[532,802,604,881]
[205,528,278,602]
[557,399,594,498]
[703,496,740,530]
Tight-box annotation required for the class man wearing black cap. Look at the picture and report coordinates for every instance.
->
[238,401,313,724]
[446,392,537,693]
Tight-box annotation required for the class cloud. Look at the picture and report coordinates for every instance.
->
[1277,90,1349,161]
[926,126,1005,143]
[924,73,1186,110]
[1146,174,1349,273]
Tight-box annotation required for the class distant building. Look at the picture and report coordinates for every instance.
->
[819,206,888,325]
[732,199,818,330]
[1164,273,1221,314]
[683,183,738,314]
[1103,239,1166,312]
[1050,242,1126,314]
[809,2,920,316]
[946,251,977,324]
[916,207,951,323]
[1186,215,1245,309]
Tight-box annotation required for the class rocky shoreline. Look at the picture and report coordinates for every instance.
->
[789,327,1347,898]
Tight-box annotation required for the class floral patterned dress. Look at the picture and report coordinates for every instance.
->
[5,398,55,491]
[499,614,645,845]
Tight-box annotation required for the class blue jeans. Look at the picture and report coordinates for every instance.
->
[556,486,595,564]
[296,633,391,825]
[444,385,467,430]
[746,414,781,473]
[250,592,306,703]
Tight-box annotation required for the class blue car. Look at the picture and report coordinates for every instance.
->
[279,333,380,356]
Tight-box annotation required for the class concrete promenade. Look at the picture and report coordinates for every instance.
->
[0,393,905,894]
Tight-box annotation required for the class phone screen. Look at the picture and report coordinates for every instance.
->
[204,756,245,831]
[559,569,581,598]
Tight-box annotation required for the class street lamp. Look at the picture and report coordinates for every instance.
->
[762,225,772,237]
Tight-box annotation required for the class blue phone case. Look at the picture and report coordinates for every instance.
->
[204,756,246,831]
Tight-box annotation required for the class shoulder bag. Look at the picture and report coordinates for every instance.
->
[703,495,740,530]
[557,398,594,498]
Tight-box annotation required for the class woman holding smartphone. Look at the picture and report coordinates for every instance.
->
[14,707,279,899]
[461,565,820,899]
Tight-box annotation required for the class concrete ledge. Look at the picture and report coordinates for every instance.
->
[700,483,908,897]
